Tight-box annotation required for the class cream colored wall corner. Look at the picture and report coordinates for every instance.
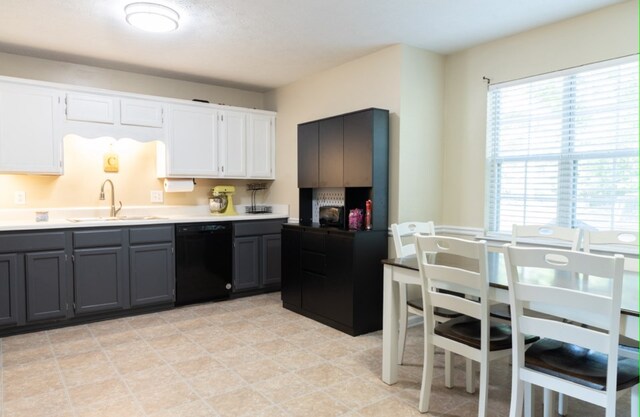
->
[264,44,445,226]
[398,46,444,223]
[441,0,639,228]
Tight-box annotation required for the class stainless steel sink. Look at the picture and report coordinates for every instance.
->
[66,216,167,222]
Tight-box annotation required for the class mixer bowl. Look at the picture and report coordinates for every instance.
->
[209,195,228,213]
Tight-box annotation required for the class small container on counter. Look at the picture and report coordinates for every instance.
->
[348,208,363,230]
[35,211,49,222]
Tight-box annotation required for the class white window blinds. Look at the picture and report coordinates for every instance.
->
[486,56,639,234]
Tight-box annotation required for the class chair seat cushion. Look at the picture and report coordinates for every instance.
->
[434,315,538,351]
[407,298,461,318]
[525,338,640,391]
[489,303,511,320]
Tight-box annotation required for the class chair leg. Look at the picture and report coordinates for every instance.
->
[510,376,525,417]
[444,349,453,388]
[524,382,533,417]
[418,341,435,413]
[397,283,408,365]
[465,359,475,393]
[557,393,567,416]
[477,359,489,417]
[543,388,556,417]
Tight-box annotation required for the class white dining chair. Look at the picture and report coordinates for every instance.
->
[391,221,435,364]
[552,230,640,416]
[504,245,638,417]
[491,224,582,322]
[414,235,538,416]
[391,222,471,391]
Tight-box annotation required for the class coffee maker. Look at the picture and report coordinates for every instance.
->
[209,185,238,215]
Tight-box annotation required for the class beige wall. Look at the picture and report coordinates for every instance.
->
[265,44,445,224]
[0,52,268,209]
[441,0,639,228]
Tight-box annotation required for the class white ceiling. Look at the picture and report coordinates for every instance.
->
[0,0,626,91]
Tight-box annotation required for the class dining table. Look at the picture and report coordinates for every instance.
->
[381,250,639,385]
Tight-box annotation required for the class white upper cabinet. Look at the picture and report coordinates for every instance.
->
[120,98,164,128]
[218,110,247,178]
[157,103,218,178]
[66,93,114,124]
[0,82,62,174]
[63,92,165,142]
[248,114,275,179]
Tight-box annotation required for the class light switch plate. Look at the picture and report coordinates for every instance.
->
[150,190,163,203]
[14,191,26,205]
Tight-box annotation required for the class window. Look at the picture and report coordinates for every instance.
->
[485,56,638,234]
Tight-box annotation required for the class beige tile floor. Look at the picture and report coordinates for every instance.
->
[0,292,632,417]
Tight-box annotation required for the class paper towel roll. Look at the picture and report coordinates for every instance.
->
[163,178,194,193]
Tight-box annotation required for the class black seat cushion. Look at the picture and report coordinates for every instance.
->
[490,303,511,320]
[525,338,639,391]
[434,315,539,351]
[407,298,462,319]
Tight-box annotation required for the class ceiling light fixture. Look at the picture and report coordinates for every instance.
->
[125,2,179,33]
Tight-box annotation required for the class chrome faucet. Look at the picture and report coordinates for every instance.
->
[100,179,122,218]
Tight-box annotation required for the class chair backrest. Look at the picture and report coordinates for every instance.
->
[415,234,489,329]
[504,244,625,401]
[511,224,582,251]
[391,221,435,258]
[583,230,639,273]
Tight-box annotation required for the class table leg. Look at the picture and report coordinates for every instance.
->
[382,264,399,384]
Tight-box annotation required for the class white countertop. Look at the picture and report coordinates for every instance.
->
[0,204,290,232]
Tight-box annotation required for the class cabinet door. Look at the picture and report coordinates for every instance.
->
[130,243,174,306]
[261,234,281,287]
[25,251,67,322]
[318,117,343,187]
[166,103,218,176]
[120,98,163,128]
[219,110,247,177]
[66,92,115,124]
[73,247,125,315]
[325,234,354,327]
[233,236,260,291]
[297,122,319,188]
[343,110,373,187]
[0,83,62,174]
[248,114,274,179]
[281,228,301,307]
[0,254,19,326]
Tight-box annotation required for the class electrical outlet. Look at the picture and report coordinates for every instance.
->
[14,191,26,205]
[150,190,164,203]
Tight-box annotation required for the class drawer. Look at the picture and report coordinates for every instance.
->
[0,232,66,253]
[300,250,325,275]
[130,226,173,244]
[234,219,286,237]
[301,231,326,253]
[73,229,123,248]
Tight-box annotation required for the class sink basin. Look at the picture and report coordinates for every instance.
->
[67,216,167,223]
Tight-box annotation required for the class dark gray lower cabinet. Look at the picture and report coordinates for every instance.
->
[232,219,286,293]
[73,247,125,314]
[72,229,126,315]
[25,251,67,322]
[130,243,174,306]
[0,225,176,335]
[0,254,18,326]
[129,226,175,306]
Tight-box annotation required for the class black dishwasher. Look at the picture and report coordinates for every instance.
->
[175,223,232,306]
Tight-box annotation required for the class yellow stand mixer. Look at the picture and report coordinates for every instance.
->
[209,185,238,215]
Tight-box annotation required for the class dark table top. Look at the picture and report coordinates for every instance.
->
[382,251,639,318]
